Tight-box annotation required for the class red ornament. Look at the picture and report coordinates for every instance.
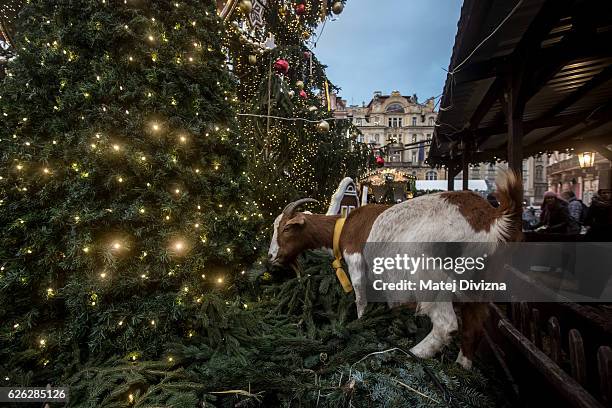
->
[299,89,308,99]
[303,51,312,60]
[273,59,289,75]
[295,3,306,15]
[376,156,385,167]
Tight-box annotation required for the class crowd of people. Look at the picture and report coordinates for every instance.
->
[521,188,612,241]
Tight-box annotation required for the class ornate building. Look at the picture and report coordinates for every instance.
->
[334,91,446,180]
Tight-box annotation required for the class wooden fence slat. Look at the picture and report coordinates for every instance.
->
[531,308,542,350]
[598,346,612,404]
[520,302,531,338]
[511,303,521,327]
[569,329,587,386]
[496,317,604,408]
[548,316,562,365]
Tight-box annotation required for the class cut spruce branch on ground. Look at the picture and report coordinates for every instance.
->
[66,251,510,408]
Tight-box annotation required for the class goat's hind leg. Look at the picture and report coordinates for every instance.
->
[410,302,458,359]
[343,252,368,318]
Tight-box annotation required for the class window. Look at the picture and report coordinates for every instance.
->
[356,118,362,126]
[426,134,432,140]
[386,103,404,113]
[374,134,379,143]
[412,134,418,143]
[388,118,392,127]
[357,135,364,143]
[412,117,417,126]
[429,117,435,126]
[535,165,543,182]
[426,171,438,180]
[398,118,403,127]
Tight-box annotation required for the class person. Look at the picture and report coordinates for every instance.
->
[486,193,500,208]
[561,191,586,226]
[535,191,573,234]
[522,205,538,231]
[585,189,612,241]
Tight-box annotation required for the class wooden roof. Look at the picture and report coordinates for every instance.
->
[429,0,612,167]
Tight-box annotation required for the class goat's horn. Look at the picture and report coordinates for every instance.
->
[282,198,319,217]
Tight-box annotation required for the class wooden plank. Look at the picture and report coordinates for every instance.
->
[598,346,612,404]
[520,302,531,339]
[531,308,543,350]
[569,329,587,386]
[548,316,562,365]
[497,318,604,408]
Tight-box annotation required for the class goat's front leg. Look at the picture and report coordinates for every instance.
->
[343,252,367,318]
[410,302,458,358]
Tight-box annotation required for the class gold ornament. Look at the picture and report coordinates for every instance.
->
[317,120,330,133]
[296,80,305,90]
[308,105,318,112]
[239,0,253,14]
[302,30,311,40]
[332,1,344,14]
[248,54,257,65]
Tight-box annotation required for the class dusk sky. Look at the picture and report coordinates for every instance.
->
[314,0,463,106]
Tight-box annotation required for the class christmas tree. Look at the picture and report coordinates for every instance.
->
[0,0,261,382]
[225,0,372,219]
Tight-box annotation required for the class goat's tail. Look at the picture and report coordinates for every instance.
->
[495,170,523,240]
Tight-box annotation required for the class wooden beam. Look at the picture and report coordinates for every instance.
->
[594,145,612,162]
[468,77,504,131]
[542,65,612,120]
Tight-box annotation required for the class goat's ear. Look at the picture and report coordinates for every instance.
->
[285,213,306,227]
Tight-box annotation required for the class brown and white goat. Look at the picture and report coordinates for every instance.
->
[268,171,522,369]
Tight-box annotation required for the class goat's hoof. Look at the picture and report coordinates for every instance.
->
[410,343,435,359]
[455,350,473,370]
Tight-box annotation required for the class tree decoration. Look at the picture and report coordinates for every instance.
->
[294,3,306,15]
[248,54,257,65]
[299,89,308,99]
[376,156,385,167]
[296,80,305,90]
[239,0,253,13]
[332,1,345,15]
[273,58,289,75]
[316,120,330,133]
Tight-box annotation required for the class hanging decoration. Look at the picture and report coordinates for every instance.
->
[332,1,344,15]
[319,0,328,21]
[273,58,289,75]
[299,89,308,99]
[239,0,253,14]
[248,0,268,28]
[296,80,305,90]
[248,54,257,65]
[376,156,385,167]
[294,3,306,16]
[217,0,240,20]
[316,120,330,133]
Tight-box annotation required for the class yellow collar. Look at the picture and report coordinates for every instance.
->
[332,217,353,293]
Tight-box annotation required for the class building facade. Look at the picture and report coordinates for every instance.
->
[335,91,446,181]
[335,90,548,203]
[547,151,611,205]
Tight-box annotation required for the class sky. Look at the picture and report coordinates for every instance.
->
[314,0,463,106]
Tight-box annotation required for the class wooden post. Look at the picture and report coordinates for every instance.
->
[531,308,542,350]
[598,346,612,404]
[548,316,562,365]
[462,153,469,190]
[447,163,458,191]
[569,329,587,386]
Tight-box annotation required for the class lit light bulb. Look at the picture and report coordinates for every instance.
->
[217,277,224,284]
[83,246,89,253]
[112,242,121,250]
[113,144,120,151]
[174,241,184,251]
[100,272,107,278]
[43,168,50,174]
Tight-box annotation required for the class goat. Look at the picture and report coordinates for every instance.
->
[268,171,522,369]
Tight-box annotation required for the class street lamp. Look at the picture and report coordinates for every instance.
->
[578,151,595,168]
